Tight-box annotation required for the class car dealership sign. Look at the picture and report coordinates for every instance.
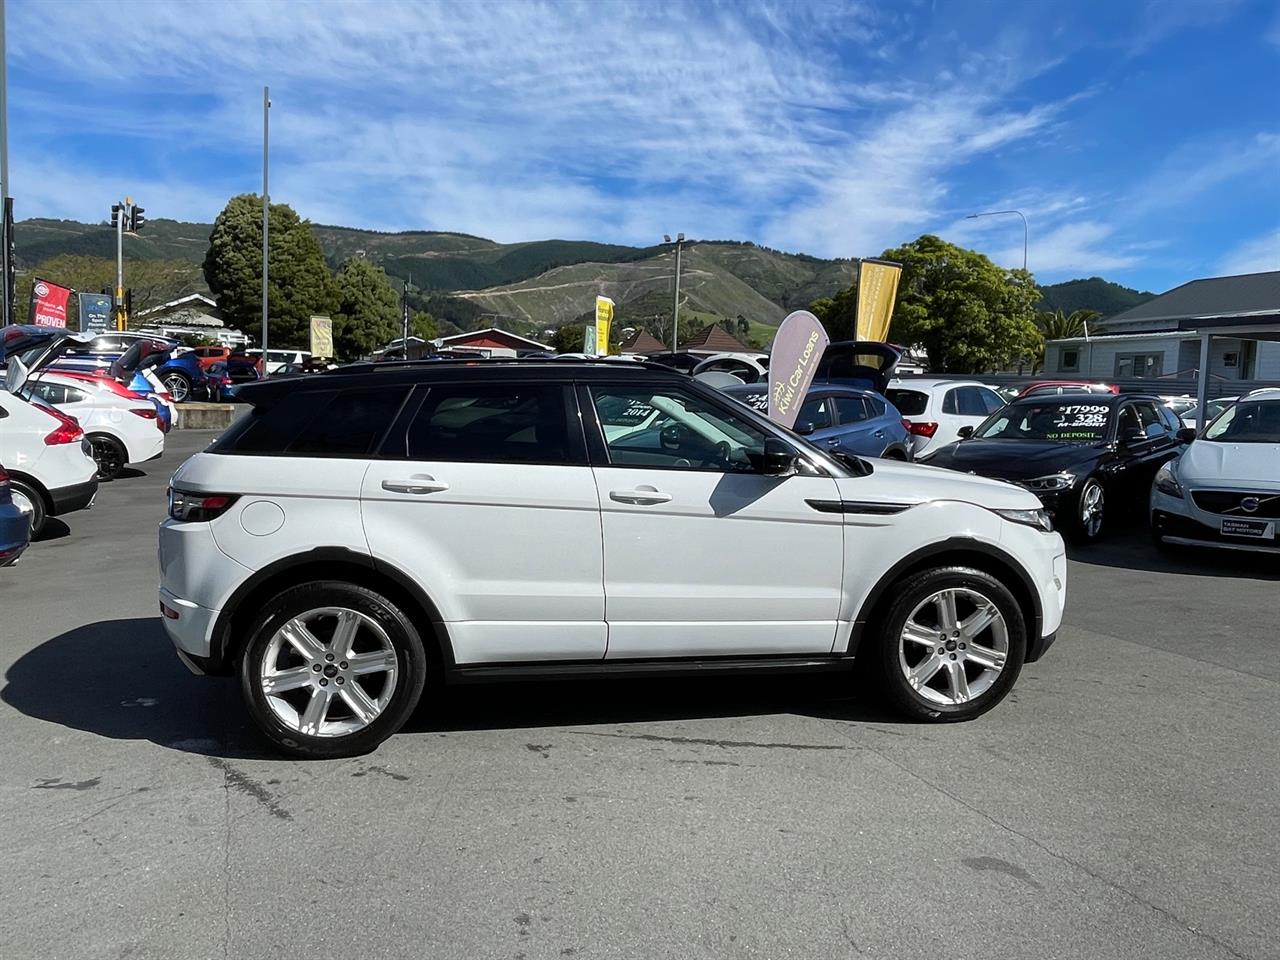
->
[31,278,72,328]
[767,309,829,429]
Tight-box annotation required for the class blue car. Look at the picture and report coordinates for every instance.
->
[723,383,913,460]
[0,464,31,567]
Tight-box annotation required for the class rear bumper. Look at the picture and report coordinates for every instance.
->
[47,477,98,516]
[159,586,221,662]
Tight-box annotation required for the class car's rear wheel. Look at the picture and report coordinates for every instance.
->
[1072,477,1106,542]
[868,566,1026,722]
[239,581,428,758]
[8,479,46,539]
[88,433,127,481]
[163,372,192,403]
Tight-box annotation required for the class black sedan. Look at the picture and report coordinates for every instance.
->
[924,393,1186,541]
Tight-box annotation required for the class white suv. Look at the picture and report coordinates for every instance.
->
[159,361,1067,757]
[0,389,99,536]
[886,379,1007,459]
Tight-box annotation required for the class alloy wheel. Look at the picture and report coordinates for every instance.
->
[10,486,34,523]
[898,587,1009,706]
[1080,481,1105,538]
[90,437,124,479]
[259,607,400,738]
[163,374,190,402]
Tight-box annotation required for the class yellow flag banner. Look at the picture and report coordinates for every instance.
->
[855,259,902,342]
[594,296,614,356]
[309,315,334,359]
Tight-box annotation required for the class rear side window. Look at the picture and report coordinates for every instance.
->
[977,388,1005,414]
[954,387,994,416]
[887,388,928,416]
[404,384,573,464]
[833,396,870,423]
[214,388,408,457]
[798,395,834,430]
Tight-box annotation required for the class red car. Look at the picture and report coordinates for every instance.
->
[1016,380,1119,398]
[186,345,232,370]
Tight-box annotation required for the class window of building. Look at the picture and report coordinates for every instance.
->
[1115,353,1164,379]
[1060,349,1079,372]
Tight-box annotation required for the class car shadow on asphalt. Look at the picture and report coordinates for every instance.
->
[1068,528,1280,580]
[3,617,904,758]
[31,518,70,543]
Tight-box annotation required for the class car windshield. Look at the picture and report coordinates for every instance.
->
[1203,399,1280,443]
[974,401,1111,442]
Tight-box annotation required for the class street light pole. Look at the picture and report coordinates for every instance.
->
[966,209,1028,272]
[0,0,10,327]
[262,86,270,379]
[664,232,684,352]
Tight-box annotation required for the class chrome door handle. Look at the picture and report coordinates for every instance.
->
[874,430,885,438]
[382,476,449,495]
[610,488,673,505]
[826,438,840,446]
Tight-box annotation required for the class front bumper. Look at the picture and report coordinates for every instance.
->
[1151,489,1280,553]
[47,477,99,516]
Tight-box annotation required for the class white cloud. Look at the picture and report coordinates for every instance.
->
[1217,230,1280,276]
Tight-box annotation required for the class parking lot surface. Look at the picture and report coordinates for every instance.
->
[1,429,1276,960]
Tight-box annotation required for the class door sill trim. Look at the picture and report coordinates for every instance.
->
[447,654,858,683]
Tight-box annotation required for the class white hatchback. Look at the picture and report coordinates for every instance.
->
[886,379,1008,458]
[159,361,1067,757]
[0,389,99,536]
[1151,389,1280,553]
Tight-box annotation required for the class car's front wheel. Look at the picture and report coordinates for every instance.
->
[239,581,428,758]
[162,372,192,403]
[1072,477,1106,542]
[868,566,1026,722]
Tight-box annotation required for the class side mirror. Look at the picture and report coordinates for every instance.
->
[752,437,797,476]
[957,425,975,440]
[1176,427,1197,444]
[794,420,816,436]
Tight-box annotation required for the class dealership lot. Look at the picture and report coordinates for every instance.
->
[1,430,1276,960]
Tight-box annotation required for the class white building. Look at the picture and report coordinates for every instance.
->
[1044,271,1280,383]
[134,294,249,347]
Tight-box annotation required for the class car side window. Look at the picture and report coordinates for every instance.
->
[1133,401,1169,438]
[955,387,993,417]
[405,384,573,465]
[833,396,870,424]
[978,388,1005,415]
[28,382,66,404]
[591,386,769,473]
[1117,404,1143,438]
[798,396,834,430]
[942,389,959,415]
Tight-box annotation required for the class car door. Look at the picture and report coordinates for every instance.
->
[826,395,879,456]
[360,381,606,664]
[1109,401,1173,505]
[796,392,840,450]
[583,381,845,658]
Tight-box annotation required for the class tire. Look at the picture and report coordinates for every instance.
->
[238,581,428,758]
[866,566,1026,722]
[162,372,192,403]
[8,479,46,539]
[882,448,909,461]
[88,433,128,481]
[1071,477,1106,542]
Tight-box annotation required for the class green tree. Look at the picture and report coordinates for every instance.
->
[809,283,859,341]
[332,256,400,359]
[410,311,438,341]
[203,194,337,348]
[881,234,1042,373]
[551,323,587,353]
[1033,308,1102,372]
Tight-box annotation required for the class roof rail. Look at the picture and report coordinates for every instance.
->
[330,355,657,376]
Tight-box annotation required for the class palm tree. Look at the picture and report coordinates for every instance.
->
[1033,309,1102,373]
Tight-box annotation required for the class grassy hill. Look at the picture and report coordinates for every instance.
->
[1038,277,1155,317]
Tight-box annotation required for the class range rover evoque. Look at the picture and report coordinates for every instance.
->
[158,359,1068,757]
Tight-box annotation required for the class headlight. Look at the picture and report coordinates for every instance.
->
[1153,461,1183,499]
[1023,472,1075,492]
[994,507,1054,533]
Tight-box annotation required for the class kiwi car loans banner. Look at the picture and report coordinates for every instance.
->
[767,309,830,429]
[31,278,72,328]
[79,293,113,335]
[583,295,614,356]
[309,315,334,359]
[855,258,902,343]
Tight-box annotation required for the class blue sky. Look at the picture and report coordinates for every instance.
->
[8,0,1279,291]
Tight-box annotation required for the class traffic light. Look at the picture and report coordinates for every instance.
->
[110,204,122,228]
[130,206,146,232]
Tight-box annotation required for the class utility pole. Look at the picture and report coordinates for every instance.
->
[0,0,12,326]
[401,277,410,358]
[110,198,144,330]
[664,232,684,352]
[262,86,270,378]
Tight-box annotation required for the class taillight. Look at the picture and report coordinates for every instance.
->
[905,420,939,438]
[130,408,157,419]
[0,465,9,486]
[43,408,85,445]
[168,488,239,522]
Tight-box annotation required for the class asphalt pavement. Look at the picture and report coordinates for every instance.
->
[1,429,1276,960]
